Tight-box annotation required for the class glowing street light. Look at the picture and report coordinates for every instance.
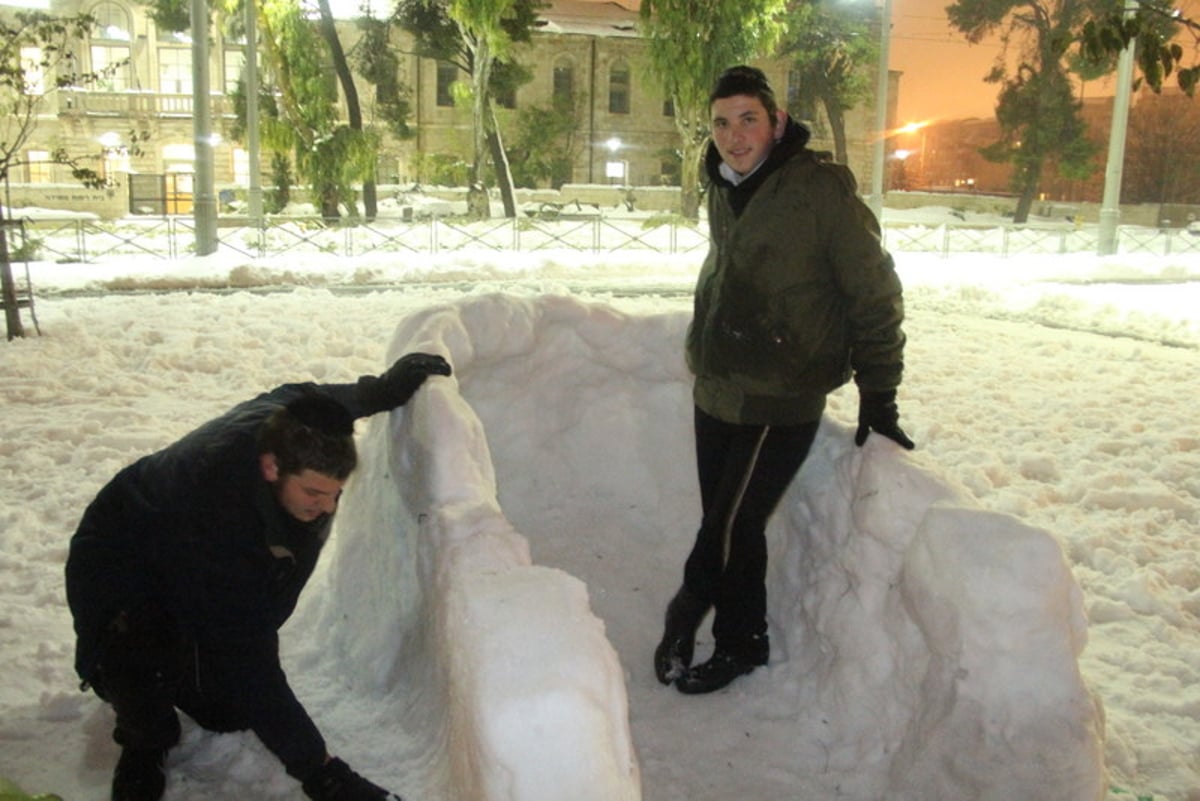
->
[604,137,626,184]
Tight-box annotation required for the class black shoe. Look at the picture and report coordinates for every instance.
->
[111,747,167,801]
[675,650,758,695]
[653,588,710,685]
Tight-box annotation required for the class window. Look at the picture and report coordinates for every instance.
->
[91,2,131,42]
[233,148,250,186]
[158,48,192,95]
[20,47,44,95]
[27,151,52,183]
[436,61,458,107]
[91,45,132,90]
[608,63,630,115]
[223,49,246,96]
[553,58,573,104]
[102,148,131,180]
[89,2,132,90]
[494,85,516,110]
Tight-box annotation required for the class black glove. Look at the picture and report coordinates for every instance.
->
[854,389,915,450]
[357,352,452,413]
[301,757,402,801]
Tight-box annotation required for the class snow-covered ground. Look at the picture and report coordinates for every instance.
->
[0,202,1197,801]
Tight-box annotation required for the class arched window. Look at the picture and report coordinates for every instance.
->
[608,61,630,115]
[89,2,132,91]
[91,2,131,41]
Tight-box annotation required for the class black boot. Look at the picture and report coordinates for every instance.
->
[653,588,710,685]
[111,747,168,801]
[675,649,758,695]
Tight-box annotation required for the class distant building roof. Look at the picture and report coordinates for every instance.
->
[536,0,640,38]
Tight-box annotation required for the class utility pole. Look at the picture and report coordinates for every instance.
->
[869,0,893,221]
[191,0,218,255]
[245,0,263,220]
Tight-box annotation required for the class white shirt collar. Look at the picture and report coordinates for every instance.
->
[719,157,767,186]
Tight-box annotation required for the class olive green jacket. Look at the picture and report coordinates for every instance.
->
[686,119,906,426]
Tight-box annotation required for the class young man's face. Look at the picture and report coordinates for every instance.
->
[710,94,786,177]
[260,453,344,522]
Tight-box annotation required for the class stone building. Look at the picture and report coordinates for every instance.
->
[5,0,895,216]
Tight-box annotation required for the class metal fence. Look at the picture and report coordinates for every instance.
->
[14,215,1200,263]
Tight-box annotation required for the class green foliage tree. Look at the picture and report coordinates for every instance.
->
[313,0,379,220]
[638,0,788,220]
[352,16,416,141]
[507,95,583,188]
[778,0,876,164]
[151,0,378,221]
[1079,1,1200,94]
[253,0,376,220]
[945,0,1150,221]
[0,10,129,340]
[393,0,541,219]
[978,65,1098,221]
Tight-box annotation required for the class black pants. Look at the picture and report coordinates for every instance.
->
[682,407,819,664]
[92,604,246,752]
[90,604,325,780]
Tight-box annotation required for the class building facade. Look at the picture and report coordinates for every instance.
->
[6,0,895,216]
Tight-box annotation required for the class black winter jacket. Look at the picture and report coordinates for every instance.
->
[66,380,374,775]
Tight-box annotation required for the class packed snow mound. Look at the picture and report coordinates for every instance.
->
[309,291,1104,801]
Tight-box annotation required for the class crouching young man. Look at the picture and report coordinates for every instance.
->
[66,353,452,801]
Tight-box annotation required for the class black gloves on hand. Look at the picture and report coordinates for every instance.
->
[854,389,915,450]
[357,352,452,414]
[301,757,402,801]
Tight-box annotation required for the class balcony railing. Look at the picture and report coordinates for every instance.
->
[56,90,234,118]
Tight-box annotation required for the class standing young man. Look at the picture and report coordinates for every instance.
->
[66,353,451,801]
[655,66,913,695]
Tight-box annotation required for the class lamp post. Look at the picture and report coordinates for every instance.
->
[190,0,217,255]
[868,0,894,221]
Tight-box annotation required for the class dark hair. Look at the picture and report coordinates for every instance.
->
[257,394,357,480]
[708,65,779,117]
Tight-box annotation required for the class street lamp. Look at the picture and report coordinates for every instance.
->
[895,120,929,187]
[604,137,626,185]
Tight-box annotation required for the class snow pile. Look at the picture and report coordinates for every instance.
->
[768,430,1105,799]
[308,292,1105,800]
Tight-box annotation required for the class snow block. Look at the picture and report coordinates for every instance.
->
[323,293,642,801]
[768,421,1106,800]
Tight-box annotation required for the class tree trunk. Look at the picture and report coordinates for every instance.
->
[486,102,517,218]
[467,184,490,218]
[467,38,493,221]
[820,88,849,164]
[1013,172,1040,223]
[316,0,375,220]
[678,136,704,221]
[1,211,26,341]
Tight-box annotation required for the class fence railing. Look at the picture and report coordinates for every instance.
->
[13,215,1200,263]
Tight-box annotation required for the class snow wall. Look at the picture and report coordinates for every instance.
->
[312,291,1105,801]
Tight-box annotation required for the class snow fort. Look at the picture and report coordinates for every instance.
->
[304,291,1105,801]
